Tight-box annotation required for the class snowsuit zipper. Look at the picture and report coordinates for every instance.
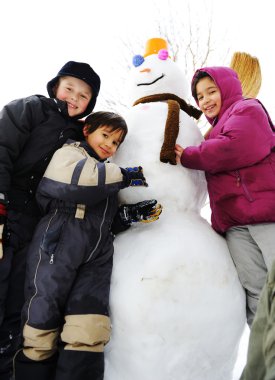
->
[26,209,58,322]
[235,170,254,201]
[85,197,109,263]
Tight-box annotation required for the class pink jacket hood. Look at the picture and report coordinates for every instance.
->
[191,66,243,124]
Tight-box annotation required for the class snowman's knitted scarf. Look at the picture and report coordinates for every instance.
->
[133,93,202,165]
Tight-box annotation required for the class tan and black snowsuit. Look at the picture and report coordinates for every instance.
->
[14,140,126,380]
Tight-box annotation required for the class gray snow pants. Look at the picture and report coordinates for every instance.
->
[226,223,275,327]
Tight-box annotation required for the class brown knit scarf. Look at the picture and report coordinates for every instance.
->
[133,93,202,165]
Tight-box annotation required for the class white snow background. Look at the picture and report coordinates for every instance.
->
[1,0,274,378]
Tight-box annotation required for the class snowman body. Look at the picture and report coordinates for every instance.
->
[104,52,246,380]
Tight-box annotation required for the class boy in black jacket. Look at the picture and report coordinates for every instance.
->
[0,60,100,379]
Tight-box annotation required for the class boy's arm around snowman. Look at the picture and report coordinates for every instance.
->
[35,141,161,228]
[36,141,146,206]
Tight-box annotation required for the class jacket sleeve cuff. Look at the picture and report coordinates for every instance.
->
[0,193,8,206]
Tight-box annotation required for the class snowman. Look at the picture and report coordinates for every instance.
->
[104,38,246,380]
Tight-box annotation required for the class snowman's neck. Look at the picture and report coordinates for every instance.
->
[133,93,202,120]
[132,96,190,165]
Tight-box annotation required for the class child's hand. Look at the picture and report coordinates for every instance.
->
[175,144,184,164]
[121,166,148,187]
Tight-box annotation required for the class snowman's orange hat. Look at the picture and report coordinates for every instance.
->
[144,38,168,57]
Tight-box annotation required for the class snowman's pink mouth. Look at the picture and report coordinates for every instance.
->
[137,74,164,86]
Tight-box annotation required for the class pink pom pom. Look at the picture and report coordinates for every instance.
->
[158,49,169,60]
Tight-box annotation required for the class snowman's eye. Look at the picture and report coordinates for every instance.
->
[158,49,168,60]
[133,55,144,67]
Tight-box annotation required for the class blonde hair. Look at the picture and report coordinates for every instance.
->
[230,52,262,98]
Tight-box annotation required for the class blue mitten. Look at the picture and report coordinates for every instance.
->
[121,166,148,187]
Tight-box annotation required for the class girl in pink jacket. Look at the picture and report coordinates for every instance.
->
[175,66,275,326]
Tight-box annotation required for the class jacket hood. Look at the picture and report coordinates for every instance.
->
[47,61,101,120]
[191,66,243,124]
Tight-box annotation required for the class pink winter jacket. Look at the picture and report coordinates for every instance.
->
[181,67,275,233]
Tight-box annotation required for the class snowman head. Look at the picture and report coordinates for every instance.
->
[129,38,189,104]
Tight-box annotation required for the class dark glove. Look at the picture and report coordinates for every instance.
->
[121,166,148,187]
[111,199,162,235]
[118,199,162,225]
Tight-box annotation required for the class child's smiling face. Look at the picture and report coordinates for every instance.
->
[196,77,222,119]
[55,76,92,117]
[85,126,123,160]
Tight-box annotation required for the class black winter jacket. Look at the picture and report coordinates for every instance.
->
[0,95,84,214]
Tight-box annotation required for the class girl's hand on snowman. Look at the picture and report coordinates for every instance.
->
[118,199,162,226]
[121,166,148,187]
[175,144,184,164]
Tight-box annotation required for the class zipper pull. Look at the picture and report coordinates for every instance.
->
[49,254,54,264]
[235,171,241,187]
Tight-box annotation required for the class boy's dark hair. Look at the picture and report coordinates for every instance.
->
[85,111,128,144]
[191,71,211,100]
